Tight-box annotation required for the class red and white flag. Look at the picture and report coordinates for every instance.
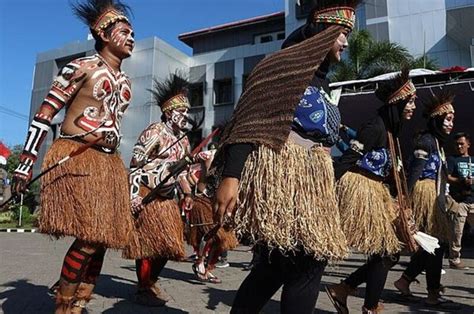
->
[0,142,11,165]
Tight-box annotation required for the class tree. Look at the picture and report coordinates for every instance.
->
[3,144,39,214]
[6,144,22,179]
[330,30,438,82]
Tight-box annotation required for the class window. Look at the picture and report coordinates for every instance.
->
[277,32,286,40]
[260,35,273,43]
[214,79,233,105]
[189,82,204,107]
[365,0,388,20]
[367,22,389,41]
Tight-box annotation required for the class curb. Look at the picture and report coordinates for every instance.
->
[0,228,37,233]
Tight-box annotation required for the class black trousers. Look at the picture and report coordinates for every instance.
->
[231,245,326,314]
[344,253,399,309]
[404,245,445,290]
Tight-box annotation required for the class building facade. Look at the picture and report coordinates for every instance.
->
[28,0,474,171]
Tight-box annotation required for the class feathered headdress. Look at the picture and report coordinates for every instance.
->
[150,72,190,113]
[72,0,131,36]
[375,66,416,105]
[423,90,455,119]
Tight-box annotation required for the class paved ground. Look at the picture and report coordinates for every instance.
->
[1,233,473,313]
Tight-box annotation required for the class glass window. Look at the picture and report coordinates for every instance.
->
[189,82,204,107]
[260,35,273,43]
[214,79,233,105]
[365,0,387,19]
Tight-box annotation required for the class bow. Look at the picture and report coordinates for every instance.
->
[387,131,439,254]
[1,136,103,210]
[141,127,220,205]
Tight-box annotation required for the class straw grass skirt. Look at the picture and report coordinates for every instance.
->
[235,141,348,261]
[39,139,133,249]
[337,171,401,255]
[411,179,450,243]
[123,186,185,260]
[187,195,238,251]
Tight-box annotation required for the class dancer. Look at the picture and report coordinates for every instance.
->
[393,91,460,309]
[211,1,360,313]
[186,145,238,283]
[12,0,135,312]
[327,67,417,313]
[124,73,202,306]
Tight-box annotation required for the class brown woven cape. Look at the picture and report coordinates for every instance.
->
[218,25,344,151]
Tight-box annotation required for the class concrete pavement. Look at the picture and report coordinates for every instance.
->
[1,233,473,313]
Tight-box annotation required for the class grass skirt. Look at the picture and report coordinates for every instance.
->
[411,179,450,243]
[337,171,401,255]
[235,141,348,261]
[123,186,185,260]
[39,139,133,249]
[187,195,238,251]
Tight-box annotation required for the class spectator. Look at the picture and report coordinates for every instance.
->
[447,132,474,270]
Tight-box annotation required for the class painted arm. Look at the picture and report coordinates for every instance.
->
[129,124,164,200]
[12,60,88,193]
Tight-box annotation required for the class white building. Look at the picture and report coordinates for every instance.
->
[29,0,474,171]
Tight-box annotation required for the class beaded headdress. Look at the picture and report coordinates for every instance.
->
[150,73,190,114]
[313,6,356,30]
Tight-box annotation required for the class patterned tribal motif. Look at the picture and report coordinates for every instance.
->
[313,7,356,30]
[82,249,105,284]
[388,80,416,104]
[60,246,92,284]
[92,9,129,34]
[129,122,191,200]
[63,54,132,146]
[161,94,190,113]
[430,102,455,118]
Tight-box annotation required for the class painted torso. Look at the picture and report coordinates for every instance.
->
[60,54,132,150]
[129,122,190,199]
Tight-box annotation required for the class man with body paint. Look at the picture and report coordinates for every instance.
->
[12,0,135,312]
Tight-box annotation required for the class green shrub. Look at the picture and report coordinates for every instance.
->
[0,211,13,223]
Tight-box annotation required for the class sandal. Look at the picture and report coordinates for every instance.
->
[204,272,222,284]
[192,264,221,284]
[325,285,349,314]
